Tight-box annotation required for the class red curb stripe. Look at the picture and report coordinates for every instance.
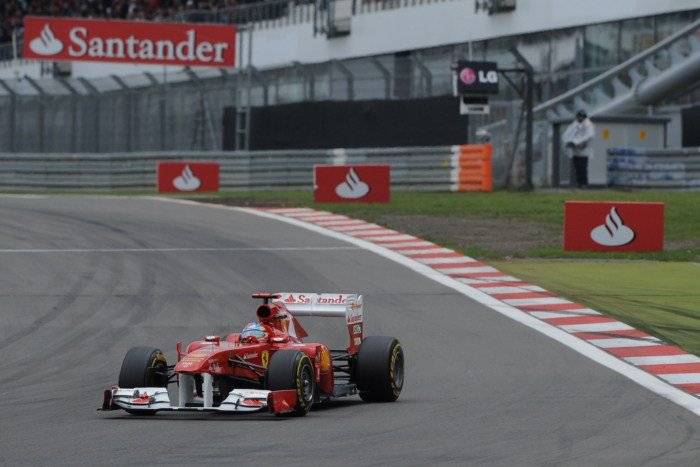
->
[387,244,436,251]
[572,329,651,340]
[432,261,484,269]
[316,220,360,226]
[517,302,586,311]
[407,252,463,259]
[544,315,618,326]
[606,345,687,358]
[640,363,700,374]
[365,236,417,243]
[351,230,397,237]
[677,383,700,394]
[489,291,555,300]
[448,272,509,279]
[471,281,531,288]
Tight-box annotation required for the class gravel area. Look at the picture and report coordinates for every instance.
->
[378,214,560,257]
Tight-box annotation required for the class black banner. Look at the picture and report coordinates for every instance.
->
[455,61,500,95]
[223,96,469,150]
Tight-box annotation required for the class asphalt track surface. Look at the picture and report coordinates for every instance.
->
[0,196,698,466]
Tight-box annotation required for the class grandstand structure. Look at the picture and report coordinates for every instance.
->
[1,0,700,187]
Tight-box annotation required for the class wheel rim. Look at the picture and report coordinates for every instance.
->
[300,365,314,403]
[391,348,404,391]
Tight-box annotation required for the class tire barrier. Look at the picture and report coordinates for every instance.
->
[0,145,494,191]
[608,148,700,188]
[451,144,493,192]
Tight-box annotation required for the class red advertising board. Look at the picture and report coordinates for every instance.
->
[314,165,390,203]
[23,16,236,67]
[564,201,664,252]
[157,162,220,193]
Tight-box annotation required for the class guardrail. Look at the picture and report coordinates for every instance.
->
[0,146,494,191]
[608,148,700,188]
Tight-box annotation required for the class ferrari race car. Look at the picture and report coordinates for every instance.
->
[101,292,404,417]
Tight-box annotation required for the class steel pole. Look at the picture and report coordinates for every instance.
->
[511,47,535,190]
[246,23,253,150]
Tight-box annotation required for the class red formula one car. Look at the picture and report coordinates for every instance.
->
[101,292,404,416]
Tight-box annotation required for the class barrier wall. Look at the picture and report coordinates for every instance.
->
[0,145,492,191]
[608,147,700,188]
[451,144,493,192]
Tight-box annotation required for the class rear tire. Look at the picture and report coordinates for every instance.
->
[355,336,404,402]
[118,346,168,415]
[267,350,315,417]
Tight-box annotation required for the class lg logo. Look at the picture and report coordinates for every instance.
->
[479,70,499,84]
[460,67,498,85]
[459,67,477,85]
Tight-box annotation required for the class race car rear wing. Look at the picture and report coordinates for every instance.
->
[274,293,364,353]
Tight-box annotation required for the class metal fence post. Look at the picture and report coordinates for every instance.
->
[370,57,391,99]
[79,78,101,152]
[144,72,166,151]
[293,61,309,101]
[57,77,79,153]
[184,67,219,150]
[250,66,269,106]
[24,76,46,152]
[0,79,16,152]
[412,53,433,97]
[111,75,133,152]
[331,60,354,100]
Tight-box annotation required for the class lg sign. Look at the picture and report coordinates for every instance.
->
[23,16,236,67]
[456,61,500,95]
[459,67,498,86]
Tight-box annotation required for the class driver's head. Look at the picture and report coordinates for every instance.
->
[240,322,267,343]
[576,109,587,122]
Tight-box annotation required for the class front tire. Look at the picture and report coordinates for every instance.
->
[267,350,315,416]
[354,336,404,402]
[118,346,168,415]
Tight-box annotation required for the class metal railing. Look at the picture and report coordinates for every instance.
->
[0,146,475,190]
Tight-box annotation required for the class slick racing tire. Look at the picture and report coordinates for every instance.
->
[267,350,315,417]
[118,346,168,415]
[355,336,404,402]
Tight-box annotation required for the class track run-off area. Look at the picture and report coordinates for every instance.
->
[0,195,698,465]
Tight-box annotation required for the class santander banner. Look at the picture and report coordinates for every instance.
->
[23,16,236,67]
[564,201,664,252]
[157,162,220,193]
[314,165,390,203]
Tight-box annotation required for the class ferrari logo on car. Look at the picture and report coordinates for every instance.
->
[261,350,269,368]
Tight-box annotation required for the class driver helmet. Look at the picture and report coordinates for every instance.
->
[240,322,267,341]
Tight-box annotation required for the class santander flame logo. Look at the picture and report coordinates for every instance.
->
[335,168,370,199]
[29,24,63,56]
[172,165,201,191]
[590,207,636,247]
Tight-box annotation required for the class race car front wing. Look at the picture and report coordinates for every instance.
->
[101,373,298,415]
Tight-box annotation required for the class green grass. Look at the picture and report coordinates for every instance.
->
[195,190,700,261]
[492,260,700,356]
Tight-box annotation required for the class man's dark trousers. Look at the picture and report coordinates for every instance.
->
[572,156,588,187]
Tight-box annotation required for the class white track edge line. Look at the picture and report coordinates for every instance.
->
[151,197,700,416]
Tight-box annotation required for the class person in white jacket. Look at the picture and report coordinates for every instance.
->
[563,110,596,187]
